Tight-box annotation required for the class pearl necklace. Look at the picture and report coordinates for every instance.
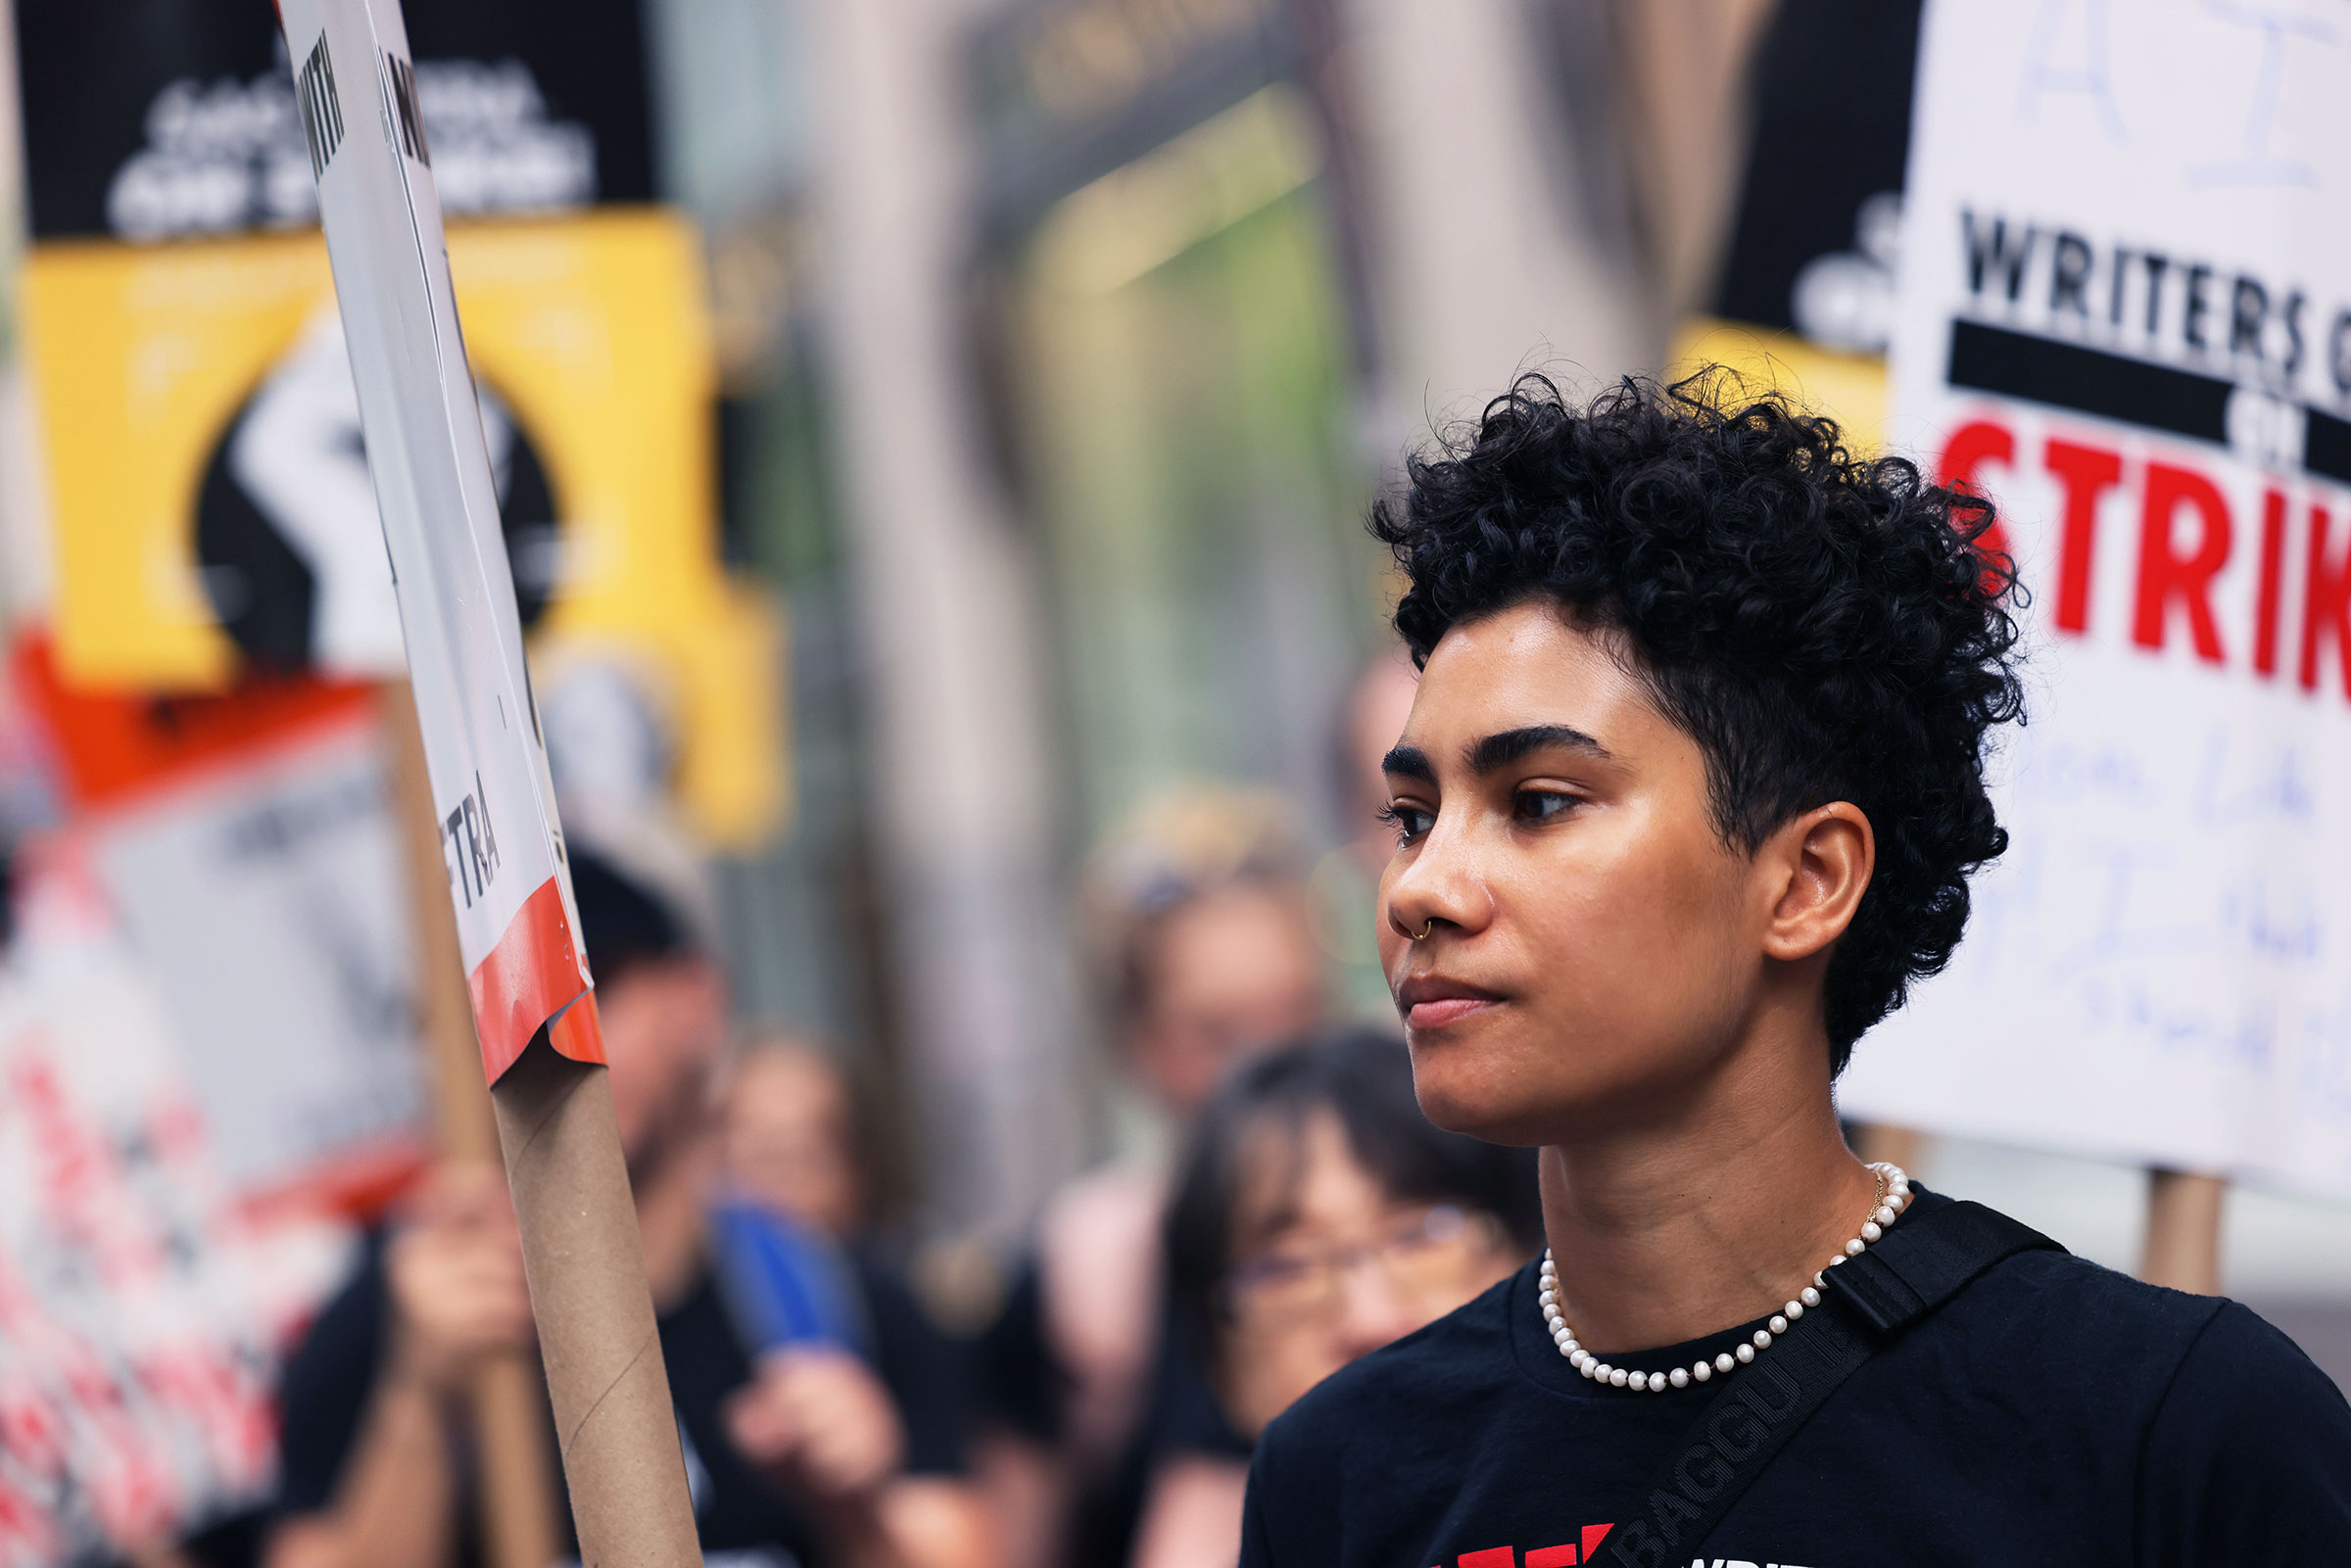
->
[1537,1162,1910,1393]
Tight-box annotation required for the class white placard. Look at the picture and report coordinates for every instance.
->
[1845,0,2351,1199]
[92,718,425,1196]
[275,0,596,1079]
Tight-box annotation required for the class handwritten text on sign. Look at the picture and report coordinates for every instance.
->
[1842,0,2351,1200]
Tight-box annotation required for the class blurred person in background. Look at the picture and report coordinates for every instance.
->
[974,787,1326,1568]
[716,1032,980,1524]
[1321,645,1426,1022]
[1136,1028,1537,1568]
[721,1036,877,1243]
[265,853,994,1568]
[1335,647,1420,881]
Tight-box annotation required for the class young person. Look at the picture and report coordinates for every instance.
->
[1240,377,2351,1568]
[1137,1026,1536,1568]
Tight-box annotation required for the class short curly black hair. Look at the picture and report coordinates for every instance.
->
[1372,373,2026,1071]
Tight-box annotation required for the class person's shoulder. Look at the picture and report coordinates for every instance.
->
[2182,1296,2346,1382]
[1903,1193,2217,1346]
[1260,1266,1519,1462]
[1923,1206,2336,1416]
[1989,1241,2220,1323]
[1951,1231,2229,1365]
[2139,1300,2351,1547]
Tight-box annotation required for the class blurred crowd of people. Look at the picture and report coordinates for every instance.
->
[235,646,1540,1568]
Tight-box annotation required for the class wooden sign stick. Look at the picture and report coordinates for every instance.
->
[2140,1169,2227,1296]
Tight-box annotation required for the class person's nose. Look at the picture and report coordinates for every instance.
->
[1380,810,1494,948]
[1332,1257,1419,1361]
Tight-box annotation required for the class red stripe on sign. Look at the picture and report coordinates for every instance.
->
[548,992,606,1067]
[469,875,592,1082]
[14,632,374,814]
[1525,1547,1577,1568]
[1578,1525,1611,1560]
[1459,1549,1514,1568]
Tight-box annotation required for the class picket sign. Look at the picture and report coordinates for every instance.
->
[275,0,597,1083]
[275,1,702,1562]
[1847,0,2351,1218]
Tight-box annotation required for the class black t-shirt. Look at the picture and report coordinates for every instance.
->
[1241,1189,2351,1568]
[975,1257,1066,1446]
[277,1234,969,1568]
[1142,1325,1253,1464]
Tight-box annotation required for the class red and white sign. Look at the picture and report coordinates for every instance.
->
[0,846,352,1568]
[14,641,429,1208]
[276,0,600,1080]
[1845,0,2351,1198]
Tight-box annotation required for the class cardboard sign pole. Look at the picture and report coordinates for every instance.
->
[491,1043,697,1568]
[278,2,702,1564]
[382,682,564,1568]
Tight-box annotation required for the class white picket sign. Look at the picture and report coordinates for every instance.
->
[1847,0,2351,1199]
[276,0,599,1080]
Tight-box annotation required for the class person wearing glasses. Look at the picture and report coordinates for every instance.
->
[973,787,1328,1568]
[1138,1026,1539,1568]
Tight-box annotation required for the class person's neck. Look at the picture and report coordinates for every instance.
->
[633,1128,713,1313]
[1536,1008,1877,1356]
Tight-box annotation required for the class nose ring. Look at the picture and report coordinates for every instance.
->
[1410,920,1434,942]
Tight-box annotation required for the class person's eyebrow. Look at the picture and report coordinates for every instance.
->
[1380,744,1436,784]
[1465,724,1611,776]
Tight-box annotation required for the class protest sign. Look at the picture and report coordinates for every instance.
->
[0,844,350,1568]
[1670,0,1923,452]
[276,0,597,1084]
[13,640,429,1208]
[12,0,782,848]
[1842,0,2351,1201]
[276,2,699,1563]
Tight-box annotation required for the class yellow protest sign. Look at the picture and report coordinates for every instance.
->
[22,208,782,846]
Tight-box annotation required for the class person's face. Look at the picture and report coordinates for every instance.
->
[1376,602,1788,1145]
[1215,1108,1515,1436]
[723,1047,864,1238]
[1131,885,1326,1119]
[599,957,731,1165]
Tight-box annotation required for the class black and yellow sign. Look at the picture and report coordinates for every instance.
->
[23,211,782,845]
[13,0,781,846]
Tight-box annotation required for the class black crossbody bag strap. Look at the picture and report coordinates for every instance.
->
[1598,1200,2062,1568]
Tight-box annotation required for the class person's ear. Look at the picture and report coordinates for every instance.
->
[1758,802,1874,963]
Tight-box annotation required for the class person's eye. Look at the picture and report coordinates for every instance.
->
[1384,1205,1463,1255]
[1233,1254,1313,1294]
[1376,802,1436,843]
[1514,788,1579,826]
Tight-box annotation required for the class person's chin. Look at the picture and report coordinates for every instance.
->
[1403,1019,1543,1144]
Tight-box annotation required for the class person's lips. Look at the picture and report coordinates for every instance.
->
[1394,974,1505,1031]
